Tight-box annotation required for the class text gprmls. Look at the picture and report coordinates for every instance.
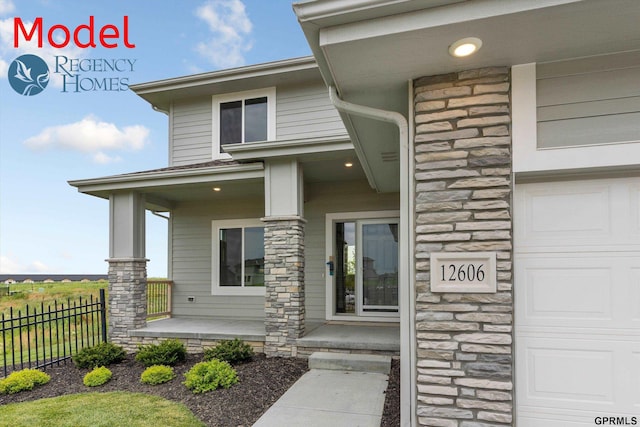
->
[14,16,135,49]
[55,56,136,92]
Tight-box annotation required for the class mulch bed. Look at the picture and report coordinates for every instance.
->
[0,353,400,427]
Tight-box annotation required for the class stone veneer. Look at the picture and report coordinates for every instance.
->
[413,67,514,426]
[126,336,265,354]
[107,259,148,346]
[262,217,306,357]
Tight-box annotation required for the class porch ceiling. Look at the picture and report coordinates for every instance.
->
[295,0,640,191]
[69,162,265,211]
[70,154,367,212]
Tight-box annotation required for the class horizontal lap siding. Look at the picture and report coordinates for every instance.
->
[276,83,346,140]
[171,199,265,319]
[304,181,400,321]
[170,181,398,321]
[169,84,345,167]
[537,51,640,148]
[171,98,212,166]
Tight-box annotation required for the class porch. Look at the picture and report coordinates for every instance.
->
[128,317,400,357]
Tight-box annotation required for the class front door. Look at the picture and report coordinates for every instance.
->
[329,214,399,320]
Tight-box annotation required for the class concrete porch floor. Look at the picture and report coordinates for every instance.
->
[129,318,400,353]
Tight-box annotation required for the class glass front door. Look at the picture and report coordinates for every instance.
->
[334,218,399,318]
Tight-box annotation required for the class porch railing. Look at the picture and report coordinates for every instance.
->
[147,280,172,319]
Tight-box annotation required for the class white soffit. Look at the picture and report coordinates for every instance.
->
[316,0,640,92]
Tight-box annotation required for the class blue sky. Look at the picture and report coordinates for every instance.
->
[0,0,311,276]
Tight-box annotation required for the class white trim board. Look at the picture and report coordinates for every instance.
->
[512,63,640,175]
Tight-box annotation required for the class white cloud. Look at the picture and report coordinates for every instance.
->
[0,0,14,15]
[0,255,52,274]
[93,151,122,164]
[24,116,150,163]
[30,261,50,273]
[0,255,21,273]
[195,0,253,68]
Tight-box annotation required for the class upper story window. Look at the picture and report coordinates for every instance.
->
[213,87,276,159]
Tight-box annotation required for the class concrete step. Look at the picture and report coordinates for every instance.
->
[308,352,391,374]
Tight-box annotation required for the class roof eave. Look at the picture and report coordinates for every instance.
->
[223,135,352,160]
[68,162,265,194]
[130,56,319,110]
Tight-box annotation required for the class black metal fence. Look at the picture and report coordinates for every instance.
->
[1,289,107,377]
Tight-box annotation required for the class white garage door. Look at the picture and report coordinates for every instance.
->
[515,177,640,426]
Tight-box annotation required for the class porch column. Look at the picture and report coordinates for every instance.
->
[413,68,514,425]
[107,191,148,348]
[263,159,305,357]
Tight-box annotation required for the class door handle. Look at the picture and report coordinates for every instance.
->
[326,260,334,276]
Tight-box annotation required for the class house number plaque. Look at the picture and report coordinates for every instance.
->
[430,252,496,293]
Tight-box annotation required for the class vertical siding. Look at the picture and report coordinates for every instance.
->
[171,198,265,318]
[276,83,346,140]
[171,97,212,166]
[304,180,400,321]
[537,51,640,148]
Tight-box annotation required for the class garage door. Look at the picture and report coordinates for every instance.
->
[515,177,640,426]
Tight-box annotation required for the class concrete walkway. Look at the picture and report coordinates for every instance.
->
[253,353,390,427]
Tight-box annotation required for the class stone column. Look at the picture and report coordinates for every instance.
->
[107,192,148,349]
[107,258,147,347]
[262,216,306,358]
[413,67,514,426]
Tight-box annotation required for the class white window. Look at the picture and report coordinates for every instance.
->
[212,87,276,159]
[212,219,265,296]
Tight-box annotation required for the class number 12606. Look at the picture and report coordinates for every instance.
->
[440,263,485,282]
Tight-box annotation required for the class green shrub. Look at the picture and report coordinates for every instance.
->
[141,365,175,385]
[183,360,238,394]
[135,339,186,367]
[0,369,50,394]
[83,366,112,387]
[73,342,126,369]
[204,338,254,364]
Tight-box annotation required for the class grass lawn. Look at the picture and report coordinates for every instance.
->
[0,391,205,427]
[0,281,107,315]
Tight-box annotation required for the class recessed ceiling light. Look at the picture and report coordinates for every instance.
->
[344,162,353,168]
[212,187,221,192]
[449,37,482,57]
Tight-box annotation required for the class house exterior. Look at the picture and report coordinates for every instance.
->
[70,56,401,355]
[70,0,640,426]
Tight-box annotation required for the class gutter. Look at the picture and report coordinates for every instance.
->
[328,85,415,426]
[329,86,407,141]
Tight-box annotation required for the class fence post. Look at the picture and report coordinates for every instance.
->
[99,288,108,343]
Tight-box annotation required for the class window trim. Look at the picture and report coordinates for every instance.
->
[212,87,276,160]
[212,218,266,296]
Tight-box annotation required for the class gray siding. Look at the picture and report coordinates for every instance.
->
[304,180,399,320]
[170,198,265,319]
[169,179,398,321]
[171,98,213,166]
[537,51,640,148]
[276,83,346,140]
[169,83,346,166]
